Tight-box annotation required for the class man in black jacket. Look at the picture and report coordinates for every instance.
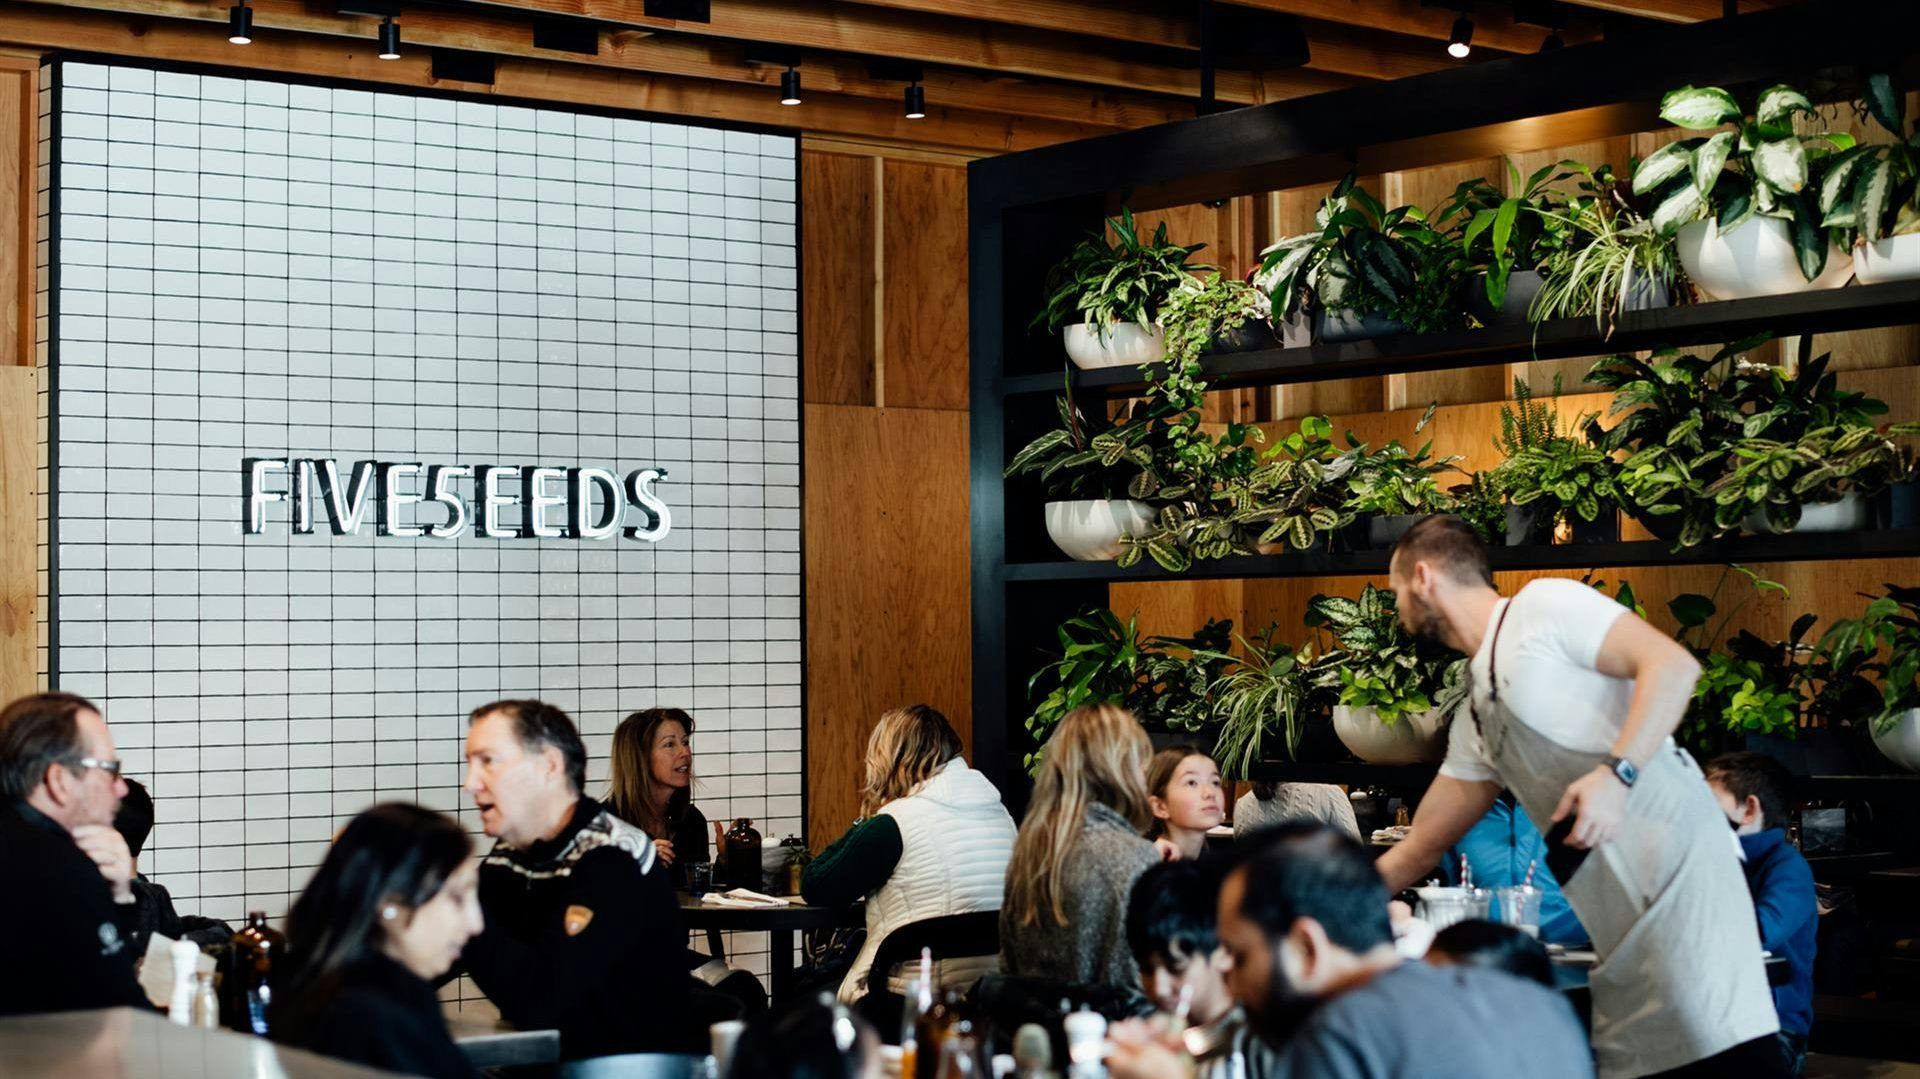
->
[460,698,693,1059]
[0,692,148,1015]
[113,778,234,958]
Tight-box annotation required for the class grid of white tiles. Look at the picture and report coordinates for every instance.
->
[45,62,803,983]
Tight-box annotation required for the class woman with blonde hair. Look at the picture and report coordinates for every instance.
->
[606,707,708,888]
[999,703,1158,995]
[802,704,1016,1006]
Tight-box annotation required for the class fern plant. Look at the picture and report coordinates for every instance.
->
[1488,376,1621,535]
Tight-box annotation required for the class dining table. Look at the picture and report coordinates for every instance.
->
[678,891,865,1006]
[0,1006,401,1078]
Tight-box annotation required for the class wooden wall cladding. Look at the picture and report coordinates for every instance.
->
[881,159,970,411]
[802,151,878,407]
[0,365,34,700]
[802,402,972,847]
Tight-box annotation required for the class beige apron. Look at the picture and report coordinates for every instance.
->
[1475,612,1779,1077]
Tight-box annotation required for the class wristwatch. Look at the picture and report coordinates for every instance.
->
[1602,754,1639,788]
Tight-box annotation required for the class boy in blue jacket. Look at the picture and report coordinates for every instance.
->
[1707,752,1817,1077]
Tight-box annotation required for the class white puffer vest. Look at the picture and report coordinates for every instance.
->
[837,758,1017,1003]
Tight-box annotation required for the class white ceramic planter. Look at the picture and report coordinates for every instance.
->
[1743,493,1870,535]
[1043,499,1156,561]
[1853,233,1920,285]
[1677,216,1851,301]
[1062,322,1164,370]
[1333,705,1448,765]
[1871,708,1920,773]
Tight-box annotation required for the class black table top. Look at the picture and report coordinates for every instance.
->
[677,892,865,931]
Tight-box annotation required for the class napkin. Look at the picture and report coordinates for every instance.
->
[701,888,792,908]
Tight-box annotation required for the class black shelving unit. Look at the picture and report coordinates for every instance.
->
[967,3,1920,804]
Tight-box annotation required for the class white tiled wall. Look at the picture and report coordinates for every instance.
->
[43,63,804,970]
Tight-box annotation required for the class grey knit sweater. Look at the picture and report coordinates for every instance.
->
[998,802,1160,993]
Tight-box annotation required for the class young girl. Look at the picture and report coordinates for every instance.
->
[1145,746,1225,862]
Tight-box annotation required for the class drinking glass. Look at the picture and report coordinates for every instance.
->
[1416,886,1489,932]
[688,861,713,898]
[1494,885,1543,938]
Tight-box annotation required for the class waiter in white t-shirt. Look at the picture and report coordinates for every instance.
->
[1375,516,1783,1079]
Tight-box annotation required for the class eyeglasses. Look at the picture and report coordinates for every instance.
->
[66,757,123,777]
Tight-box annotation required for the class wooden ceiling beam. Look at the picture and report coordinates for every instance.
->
[1297,19,1492,81]
[440,0,1368,101]
[831,0,1199,51]
[1221,0,1602,53]
[0,2,1107,151]
[27,0,1201,129]
[1556,0,1789,22]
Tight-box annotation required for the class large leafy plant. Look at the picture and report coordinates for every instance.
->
[1193,626,1322,778]
[1818,585,1920,735]
[1821,74,1920,247]
[1436,159,1580,309]
[1532,162,1682,336]
[1489,377,1620,534]
[1228,416,1359,552]
[1632,82,1853,282]
[1305,585,1468,727]
[1003,379,1152,501]
[1701,422,1916,534]
[1032,207,1206,335]
[1255,175,1464,333]
[1114,352,1267,571]
[1342,405,1463,518]
[1134,619,1237,736]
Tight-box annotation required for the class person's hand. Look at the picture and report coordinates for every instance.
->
[72,824,134,903]
[1153,837,1183,862]
[1552,764,1628,849]
[654,838,676,866]
[1106,1018,1192,1079]
[1388,899,1413,927]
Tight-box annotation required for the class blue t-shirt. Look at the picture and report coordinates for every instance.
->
[1740,828,1817,1037]
[1441,795,1588,947]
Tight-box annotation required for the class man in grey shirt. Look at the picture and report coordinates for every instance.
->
[1112,822,1593,1079]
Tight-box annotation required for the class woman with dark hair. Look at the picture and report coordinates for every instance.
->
[271,803,483,1079]
[607,707,709,887]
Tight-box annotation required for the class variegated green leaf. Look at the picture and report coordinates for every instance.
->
[1659,85,1741,130]
[1693,131,1736,195]
[1651,182,1705,235]
[1752,136,1809,194]
[1755,84,1813,126]
[1855,156,1895,243]
[1633,140,1696,195]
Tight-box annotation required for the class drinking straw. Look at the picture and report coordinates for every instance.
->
[1460,854,1472,889]
[1523,859,1537,889]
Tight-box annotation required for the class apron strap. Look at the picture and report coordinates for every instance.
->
[1471,597,1515,739]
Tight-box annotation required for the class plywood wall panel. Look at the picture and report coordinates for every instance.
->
[0,365,32,700]
[881,159,970,411]
[802,150,877,407]
[803,402,971,847]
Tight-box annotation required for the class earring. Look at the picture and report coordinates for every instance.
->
[381,906,399,921]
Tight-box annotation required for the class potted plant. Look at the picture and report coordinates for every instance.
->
[1136,618,1237,747]
[1304,585,1468,764]
[1633,82,1854,300]
[1230,415,1359,553]
[1032,206,1206,369]
[1531,162,1682,337]
[1256,175,1465,343]
[1450,473,1509,546]
[1341,404,1463,547]
[1488,377,1622,543]
[1160,271,1277,359]
[1004,380,1157,561]
[1821,74,1920,284]
[1116,351,1266,572]
[1194,625,1322,777]
[1665,565,1797,761]
[1020,608,1150,771]
[1435,160,1579,325]
[1818,585,1920,771]
[1685,626,1813,762]
[1706,424,1912,536]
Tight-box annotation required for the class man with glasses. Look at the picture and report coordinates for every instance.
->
[0,692,147,1015]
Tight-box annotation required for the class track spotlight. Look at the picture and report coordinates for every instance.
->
[779,66,801,106]
[1447,15,1473,58]
[378,14,400,60]
[1540,30,1564,50]
[228,0,252,44]
[903,81,925,120]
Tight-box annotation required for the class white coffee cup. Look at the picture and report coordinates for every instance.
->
[711,1018,746,1075]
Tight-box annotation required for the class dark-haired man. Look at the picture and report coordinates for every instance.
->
[113,778,234,958]
[1376,516,1781,1077]
[1125,860,1276,1078]
[0,692,147,1015]
[460,698,692,1059]
[1113,823,1590,1079]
